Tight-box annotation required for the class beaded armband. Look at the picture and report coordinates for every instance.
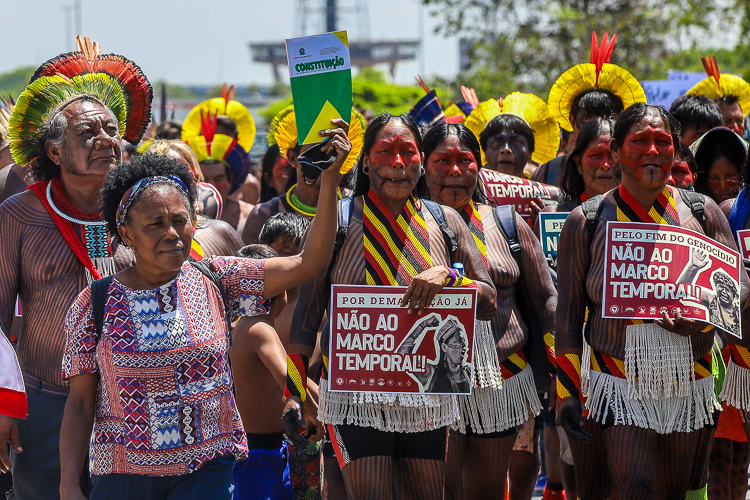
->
[544,332,556,368]
[284,353,309,402]
[556,354,582,402]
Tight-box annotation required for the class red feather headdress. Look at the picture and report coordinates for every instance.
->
[30,35,152,143]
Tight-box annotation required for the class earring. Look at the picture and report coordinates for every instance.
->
[363,164,369,174]
[420,166,425,176]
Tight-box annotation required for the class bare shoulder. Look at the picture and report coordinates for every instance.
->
[0,164,30,205]
[232,315,277,347]
[238,199,254,218]
[0,189,44,215]
[195,217,243,257]
[243,198,276,244]
[720,198,735,218]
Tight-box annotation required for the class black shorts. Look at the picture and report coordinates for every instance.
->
[464,424,520,439]
[327,423,448,469]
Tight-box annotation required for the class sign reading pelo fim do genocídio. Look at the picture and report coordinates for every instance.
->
[329,285,477,395]
[285,31,353,145]
[602,221,743,338]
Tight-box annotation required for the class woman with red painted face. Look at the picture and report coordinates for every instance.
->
[667,141,698,190]
[535,116,619,500]
[555,117,619,212]
[713,133,750,500]
[556,103,749,499]
[282,113,497,500]
[421,123,556,500]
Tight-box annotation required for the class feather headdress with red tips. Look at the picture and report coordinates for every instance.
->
[590,32,617,87]
[687,56,750,117]
[548,31,646,132]
[29,35,153,144]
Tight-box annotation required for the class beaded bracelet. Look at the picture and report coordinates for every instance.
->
[284,353,309,402]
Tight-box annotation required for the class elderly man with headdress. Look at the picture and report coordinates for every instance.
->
[0,36,152,499]
[532,32,646,188]
[242,104,364,244]
[182,87,257,235]
[688,56,750,137]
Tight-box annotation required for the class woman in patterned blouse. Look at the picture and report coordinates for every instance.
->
[58,121,351,500]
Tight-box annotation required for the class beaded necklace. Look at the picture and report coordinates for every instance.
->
[286,184,316,217]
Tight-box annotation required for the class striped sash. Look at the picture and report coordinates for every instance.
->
[590,349,713,381]
[363,190,432,286]
[460,202,488,269]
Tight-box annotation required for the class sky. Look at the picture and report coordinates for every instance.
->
[2,0,459,87]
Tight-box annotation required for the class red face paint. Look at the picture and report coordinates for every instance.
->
[370,136,421,168]
[579,135,618,197]
[425,141,479,209]
[618,125,674,187]
[666,160,694,190]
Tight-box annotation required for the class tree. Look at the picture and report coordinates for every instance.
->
[0,67,36,100]
[424,0,723,99]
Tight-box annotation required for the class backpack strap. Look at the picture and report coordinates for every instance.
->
[422,199,458,254]
[333,197,355,256]
[728,188,750,234]
[679,188,706,232]
[91,276,113,343]
[189,260,225,300]
[580,195,605,244]
[492,205,521,259]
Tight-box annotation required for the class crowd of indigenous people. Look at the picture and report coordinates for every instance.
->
[4,29,750,500]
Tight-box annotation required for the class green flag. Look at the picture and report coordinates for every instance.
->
[286,31,353,145]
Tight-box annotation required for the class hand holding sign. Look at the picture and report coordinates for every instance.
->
[318,118,351,174]
[401,266,452,315]
[655,309,709,338]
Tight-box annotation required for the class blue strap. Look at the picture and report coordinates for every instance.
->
[423,200,458,253]
[728,188,750,235]
[492,205,520,257]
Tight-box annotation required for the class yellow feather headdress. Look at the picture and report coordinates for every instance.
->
[687,56,750,117]
[548,32,646,132]
[182,84,256,153]
[268,104,365,175]
[465,92,560,165]
[0,96,13,151]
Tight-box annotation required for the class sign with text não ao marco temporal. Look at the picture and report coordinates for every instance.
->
[329,285,477,395]
[602,222,742,338]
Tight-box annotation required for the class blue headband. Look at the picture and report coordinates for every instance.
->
[115,175,189,226]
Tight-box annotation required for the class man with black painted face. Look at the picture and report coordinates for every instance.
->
[479,114,534,178]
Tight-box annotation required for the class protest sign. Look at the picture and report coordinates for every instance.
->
[736,229,750,260]
[480,169,559,218]
[329,285,477,395]
[285,31,352,145]
[603,221,742,337]
[538,212,570,268]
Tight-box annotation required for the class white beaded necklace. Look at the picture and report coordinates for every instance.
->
[46,181,105,226]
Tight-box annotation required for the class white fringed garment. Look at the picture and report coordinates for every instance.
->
[720,358,750,411]
[586,323,719,434]
[453,363,541,434]
[318,379,459,433]
[472,320,502,390]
